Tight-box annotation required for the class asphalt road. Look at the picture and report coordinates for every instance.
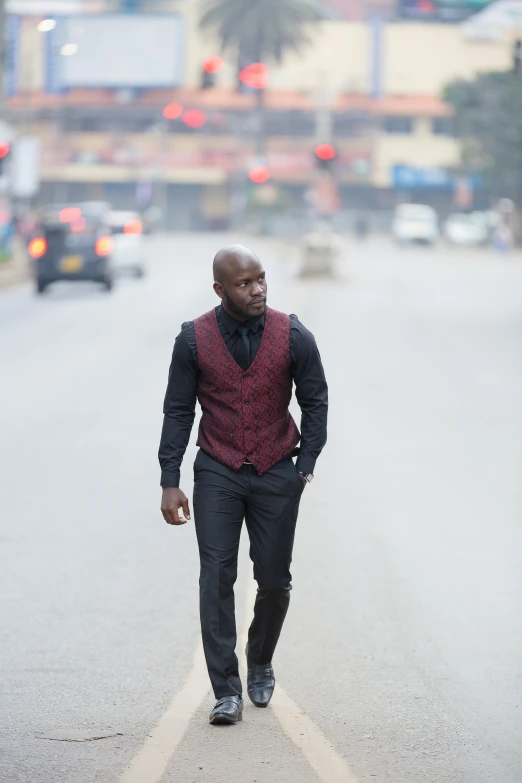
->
[1,233,521,783]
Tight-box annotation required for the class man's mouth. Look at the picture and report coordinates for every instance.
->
[251,298,266,306]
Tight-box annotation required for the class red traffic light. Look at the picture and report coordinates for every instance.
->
[239,63,269,90]
[60,207,82,223]
[0,142,10,159]
[203,56,224,74]
[248,166,271,184]
[163,103,183,120]
[182,109,207,129]
[315,144,336,161]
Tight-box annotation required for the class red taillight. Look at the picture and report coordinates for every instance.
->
[95,236,113,256]
[29,237,47,259]
[124,219,142,235]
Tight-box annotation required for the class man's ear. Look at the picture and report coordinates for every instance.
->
[213,281,225,299]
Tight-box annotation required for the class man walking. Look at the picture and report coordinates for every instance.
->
[159,245,328,725]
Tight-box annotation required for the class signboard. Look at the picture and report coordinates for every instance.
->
[392,165,454,188]
[398,0,492,22]
[12,137,40,198]
[45,13,184,90]
[392,165,481,190]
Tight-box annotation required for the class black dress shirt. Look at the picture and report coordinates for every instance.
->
[159,305,328,487]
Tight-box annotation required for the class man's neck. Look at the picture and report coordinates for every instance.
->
[221,302,247,323]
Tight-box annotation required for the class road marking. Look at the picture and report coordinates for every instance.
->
[242,578,360,783]
[121,576,359,783]
[271,688,359,783]
[118,643,209,783]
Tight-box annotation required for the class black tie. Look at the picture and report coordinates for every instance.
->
[236,323,251,371]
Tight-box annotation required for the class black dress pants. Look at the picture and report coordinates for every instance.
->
[193,448,304,699]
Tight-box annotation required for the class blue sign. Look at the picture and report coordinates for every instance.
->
[392,165,453,189]
[392,165,483,190]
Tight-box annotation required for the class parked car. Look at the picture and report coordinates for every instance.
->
[392,204,439,245]
[29,205,114,294]
[444,212,489,246]
[106,210,146,278]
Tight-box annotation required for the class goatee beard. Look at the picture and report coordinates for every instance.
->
[223,291,265,320]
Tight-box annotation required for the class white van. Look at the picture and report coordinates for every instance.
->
[106,211,146,278]
[392,204,439,245]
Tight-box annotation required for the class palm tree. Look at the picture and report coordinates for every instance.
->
[200,0,326,154]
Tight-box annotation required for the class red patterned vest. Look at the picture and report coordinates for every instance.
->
[193,306,300,474]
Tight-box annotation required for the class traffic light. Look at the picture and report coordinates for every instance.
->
[0,142,11,176]
[237,60,269,93]
[239,63,268,90]
[248,165,270,184]
[314,143,337,171]
[201,56,224,89]
[163,103,183,120]
[182,109,207,129]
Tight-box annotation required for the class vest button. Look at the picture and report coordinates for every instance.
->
[244,373,250,379]
[244,400,250,405]
[245,426,251,431]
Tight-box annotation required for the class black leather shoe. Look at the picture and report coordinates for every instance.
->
[246,645,275,708]
[209,695,243,725]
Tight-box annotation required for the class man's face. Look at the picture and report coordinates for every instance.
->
[215,259,267,320]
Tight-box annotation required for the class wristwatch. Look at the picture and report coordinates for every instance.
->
[299,472,314,484]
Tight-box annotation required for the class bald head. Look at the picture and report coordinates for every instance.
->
[212,244,267,320]
[213,244,261,284]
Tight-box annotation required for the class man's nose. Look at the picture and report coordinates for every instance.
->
[253,281,265,295]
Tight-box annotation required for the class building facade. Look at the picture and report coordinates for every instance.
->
[5,0,521,223]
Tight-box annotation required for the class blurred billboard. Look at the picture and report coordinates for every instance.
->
[45,14,184,91]
[397,0,492,21]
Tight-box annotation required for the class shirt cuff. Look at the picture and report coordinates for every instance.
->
[161,469,180,488]
[295,455,316,476]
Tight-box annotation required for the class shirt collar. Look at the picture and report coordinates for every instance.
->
[218,304,265,335]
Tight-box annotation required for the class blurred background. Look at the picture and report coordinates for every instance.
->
[0,0,521,254]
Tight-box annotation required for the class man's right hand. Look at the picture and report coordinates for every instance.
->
[161,487,191,526]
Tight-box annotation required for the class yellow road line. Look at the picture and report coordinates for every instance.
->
[242,578,360,783]
[118,644,209,783]
[120,575,359,783]
[272,687,359,783]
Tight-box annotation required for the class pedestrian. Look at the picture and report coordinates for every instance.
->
[159,244,328,725]
[354,212,369,240]
[492,222,512,254]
